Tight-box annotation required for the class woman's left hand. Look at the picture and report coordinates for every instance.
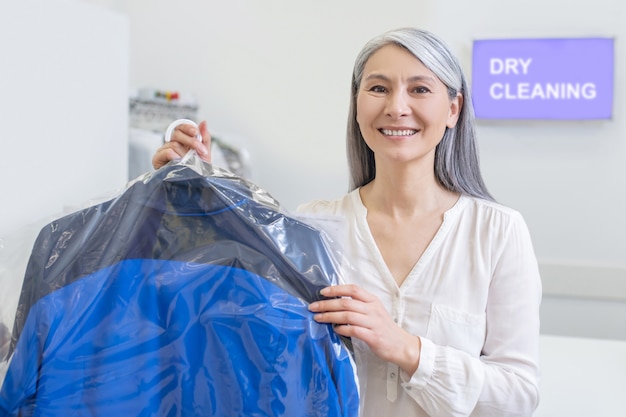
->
[308,284,422,375]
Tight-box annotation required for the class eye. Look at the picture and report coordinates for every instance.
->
[412,86,431,94]
[368,85,388,93]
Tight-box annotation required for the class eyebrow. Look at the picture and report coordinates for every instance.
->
[363,73,436,84]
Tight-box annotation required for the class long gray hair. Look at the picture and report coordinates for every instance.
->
[346,27,494,201]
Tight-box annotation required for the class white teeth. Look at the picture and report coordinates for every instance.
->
[381,129,416,136]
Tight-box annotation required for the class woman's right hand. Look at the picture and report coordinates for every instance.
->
[152,120,212,169]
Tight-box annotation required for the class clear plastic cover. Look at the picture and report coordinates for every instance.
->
[0,152,358,416]
[0,222,44,385]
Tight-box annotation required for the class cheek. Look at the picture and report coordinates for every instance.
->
[426,102,456,130]
[355,95,365,125]
[356,94,375,127]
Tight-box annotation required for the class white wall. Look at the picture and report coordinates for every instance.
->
[0,0,130,238]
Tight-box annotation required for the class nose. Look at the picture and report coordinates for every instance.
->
[385,90,410,118]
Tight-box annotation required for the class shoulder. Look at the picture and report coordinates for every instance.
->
[459,195,527,226]
[293,191,361,258]
[454,195,535,244]
[458,196,535,250]
[296,189,360,217]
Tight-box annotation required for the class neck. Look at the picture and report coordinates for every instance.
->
[360,163,458,218]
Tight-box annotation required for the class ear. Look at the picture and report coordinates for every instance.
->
[446,92,463,128]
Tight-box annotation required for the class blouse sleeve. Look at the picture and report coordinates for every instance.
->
[400,210,542,417]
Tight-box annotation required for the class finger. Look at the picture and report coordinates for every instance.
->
[151,141,188,169]
[196,120,212,162]
[332,323,372,340]
[176,122,199,139]
[168,122,212,159]
[152,147,177,169]
[320,284,376,302]
[171,121,211,160]
[312,310,370,329]
[309,296,366,314]
[170,126,200,148]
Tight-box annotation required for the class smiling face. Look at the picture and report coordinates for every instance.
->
[356,44,462,168]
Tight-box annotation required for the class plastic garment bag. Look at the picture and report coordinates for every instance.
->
[0,152,359,416]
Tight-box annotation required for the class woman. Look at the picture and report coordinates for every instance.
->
[153,27,541,417]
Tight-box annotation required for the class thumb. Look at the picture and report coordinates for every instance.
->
[197,120,212,163]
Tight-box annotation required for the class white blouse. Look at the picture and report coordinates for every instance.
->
[297,190,542,417]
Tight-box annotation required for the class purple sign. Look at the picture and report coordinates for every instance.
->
[471,38,614,120]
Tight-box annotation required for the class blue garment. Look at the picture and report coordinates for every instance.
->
[0,160,358,416]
